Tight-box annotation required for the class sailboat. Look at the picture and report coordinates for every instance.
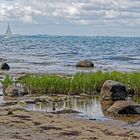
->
[4,23,12,38]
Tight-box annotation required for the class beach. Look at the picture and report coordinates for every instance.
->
[0,35,140,140]
[0,106,140,140]
[0,90,139,140]
[1,0,140,139]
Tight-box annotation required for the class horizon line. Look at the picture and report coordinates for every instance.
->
[0,34,140,38]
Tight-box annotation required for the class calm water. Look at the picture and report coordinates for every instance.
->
[25,96,140,124]
[0,35,140,74]
[25,96,106,120]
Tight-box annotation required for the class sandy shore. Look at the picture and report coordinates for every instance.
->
[0,107,140,140]
[0,72,140,140]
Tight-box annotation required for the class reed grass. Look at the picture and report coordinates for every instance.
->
[18,71,140,95]
[2,76,13,89]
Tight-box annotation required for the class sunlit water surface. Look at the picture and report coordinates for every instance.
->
[0,35,140,74]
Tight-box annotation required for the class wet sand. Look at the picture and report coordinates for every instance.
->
[0,107,140,140]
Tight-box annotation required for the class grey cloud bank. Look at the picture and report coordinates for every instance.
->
[0,0,140,36]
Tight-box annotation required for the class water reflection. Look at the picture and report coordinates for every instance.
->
[26,96,106,120]
[0,83,4,104]
[25,95,140,122]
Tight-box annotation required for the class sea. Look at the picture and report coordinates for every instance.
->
[0,35,140,74]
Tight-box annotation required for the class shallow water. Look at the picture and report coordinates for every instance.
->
[0,91,139,123]
[25,96,140,122]
[0,35,140,74]
[25,96,106,120]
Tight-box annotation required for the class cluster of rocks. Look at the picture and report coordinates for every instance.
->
[4,85,28,97]
[100,80,140,114]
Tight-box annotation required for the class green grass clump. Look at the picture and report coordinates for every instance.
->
[20,75,70,95]
[2,76,13,89]
[19,71,140,95]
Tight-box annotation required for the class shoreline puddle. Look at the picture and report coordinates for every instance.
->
[25,96,107,120]
[24,96,140,123]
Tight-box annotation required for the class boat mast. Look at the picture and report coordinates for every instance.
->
[5,23,12,38]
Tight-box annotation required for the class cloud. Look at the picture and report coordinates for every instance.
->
[0,0,140,27]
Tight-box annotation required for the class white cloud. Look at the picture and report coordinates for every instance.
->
[20,15,33,23]
[0,0,140,27]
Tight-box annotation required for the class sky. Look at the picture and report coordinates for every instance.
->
[0,0,140,36]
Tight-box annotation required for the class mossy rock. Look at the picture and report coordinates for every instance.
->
[17,101,27,107]
[7,105,27,115]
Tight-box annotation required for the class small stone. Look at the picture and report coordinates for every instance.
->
[80,93,87,96]
[35,102,44,106]
[17,101,27,107]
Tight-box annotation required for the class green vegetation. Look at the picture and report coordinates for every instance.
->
[2,75,13,89]
[19,71,140,95]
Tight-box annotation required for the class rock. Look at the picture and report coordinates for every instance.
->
[100,99,114,112]
[100,80,128,101]
[35,102,44,106]
[52,108,79,114]
[76,60,94,68]
[4,85,28,97]
[17,101,27,107]
[34,97,48,103]
[107,100,140,114]
[23,99,36,104]
[7,104,27,115]
[80,93,88,97]
[0,63,10,70]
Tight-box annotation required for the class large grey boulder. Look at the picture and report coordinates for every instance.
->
[100,80,128,101]
[100,80,140,115]
[4,85,28,97]
[107,100,140,114]
[76,60,94,68]
[0,63,10,70]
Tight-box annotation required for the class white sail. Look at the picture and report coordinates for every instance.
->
[4,23,12,38]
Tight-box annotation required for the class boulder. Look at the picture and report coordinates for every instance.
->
[76,60,94,68]
[4,85,28,97]
[107,100,140,114]
[100,99,114,112]
[0,63,10,70]
[100,80,128,101]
